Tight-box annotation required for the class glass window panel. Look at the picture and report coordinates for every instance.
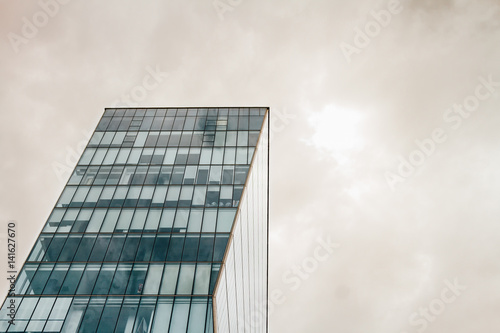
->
[169,132,181,146]
[104,235,126,261]
[73,235,97,261]
[151,298,173,331]
[88,132,104,146]
[124,186,141,206]
[135,235,155,261]
[238,116,249,130]
[143,264,163,295]
[193,265,211,295]
[236,147,248,164]
[199,148,212,165]
[202,209,217,232]
[169,298,190,332]
[130,209,148,232]
[175,148,189,164]
[165,186,181,207]
[78,148,96,165]
[139,148,154,164]
[58,235,82,261]
[69,186,90,207]
[31,264,53,293]
[174,208,189,232]
[151,186,168,207]
[209,166,222,184]
[222,166,234,184]
[187,209,203,232]
[110,187,128,207]
[83,186,103,207]
[78,297,105,332]
[27,297,55,331]
[60,297,87,332]
[111,131,126,146]
[176,265,195,295]
[118,117,132,131]
[125,264,148,295]
[219,186,233,207]
[158,166,172,185]
[133,298,156,332]
[120,235,141,261]
[100,209,120,232]
[237,131,248,146]
[249,131,260,146]
[138,186,154,207]
[152,148,165,164]
[115,148,131,164]
[214,235,229,261]
[134,132,148,147]
[209,264,220,293]
[183,166,197,184]
[76,264,100,294]
[90,148,107,165]
[44,235,66,261]
[179,186,194,207]
[187,148,201,164]
[152,116,164,130]
[145,132,159,146]
[163,148,177,165]
[106,166,124,185]
[127,148,142,164]
[43,208,65,232]
[187,298,208,332]
[89,235,111,262]
[180,132,193,146]
[212,148,223,164]
[226,131,237,146]
[248,147,255,163]
[108,117,122,131]
[68,166,87,185]
[71,208,93,232]
[102,148,119,165]
[43,264,69,294]
[151,234,170,261]
[182,235,199,261]
[57,208,79,232]
[92,264,116,295]
[45,297,72,332]
[144,209,162,231]
[59,264,85,295]
[233,186,243,207]
[94,166,111,185]
[223,147,236,164]
[192,186,206,207]
[160,264,180,294]
[16,264,38,294]
[109,264,132,295]
[166,235,185,261]
[96,297,122,333]
[28,237,48,262]
[81,167,99,185]
[217,209,236,232]
[196,167,209,184]
[56,187,77,208]
[206,186,220,207]
[86,209,106,232]
[191,132,203,146]
[157,132,170,147]
[227,116,238,130]
[119,166,136,185]
[173,117,185,130]
[145,166,161,184]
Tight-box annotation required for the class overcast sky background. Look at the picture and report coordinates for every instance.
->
[1,0,500,332]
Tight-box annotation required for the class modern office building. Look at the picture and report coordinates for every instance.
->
[0,107,269,332]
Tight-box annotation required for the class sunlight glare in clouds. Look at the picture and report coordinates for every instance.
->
[305,104,365,165]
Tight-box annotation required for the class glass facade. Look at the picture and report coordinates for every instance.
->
[0,107,269,332]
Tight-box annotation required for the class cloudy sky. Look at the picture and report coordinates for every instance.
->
[1,0,500,331]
